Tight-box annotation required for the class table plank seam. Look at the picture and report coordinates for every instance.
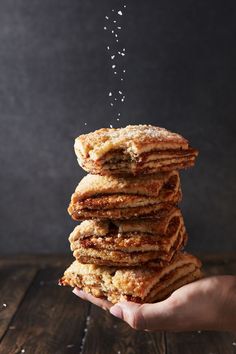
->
[80,303,92,354]
[164,331,169,354]
[0,268,40,344]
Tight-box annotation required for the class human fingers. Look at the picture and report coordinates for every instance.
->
[110,300,174,331]
[72,288,113,310]
[109,277,221,331]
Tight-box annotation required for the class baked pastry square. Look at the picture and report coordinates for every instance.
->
[74,125,198,176]
[68,170,181,220]
[59,252,202,304]
[69,207,187,267]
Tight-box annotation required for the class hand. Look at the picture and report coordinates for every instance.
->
[73,275,236,332]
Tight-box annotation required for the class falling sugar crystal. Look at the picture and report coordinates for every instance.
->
[117,118,120,121]
[104,4,127,115]
[110,124,113,128]
[67,344,75,348]
[84,122,87,126]
[21,350,25,353]
[2,303,7,308]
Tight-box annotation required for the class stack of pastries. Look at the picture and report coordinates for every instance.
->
[59,125,202,304]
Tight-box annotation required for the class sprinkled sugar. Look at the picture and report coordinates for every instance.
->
[67,344,75,348]
[104,4,127,123]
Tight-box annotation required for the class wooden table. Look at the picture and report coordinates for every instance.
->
[0,254,236,354]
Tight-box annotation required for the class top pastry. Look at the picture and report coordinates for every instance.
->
[74,125,198,176]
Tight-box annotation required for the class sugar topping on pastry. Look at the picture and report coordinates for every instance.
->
[75,125,189,160]
[74,125,198,176]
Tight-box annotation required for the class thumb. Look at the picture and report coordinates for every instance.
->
[110,300,172,330]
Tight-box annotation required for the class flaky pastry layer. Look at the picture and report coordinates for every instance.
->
[59,252,202,303]
[74,125,198,175]
[68,171,181,220]
[69,207,187,266]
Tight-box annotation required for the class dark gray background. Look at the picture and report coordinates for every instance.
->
[0,0,236,254]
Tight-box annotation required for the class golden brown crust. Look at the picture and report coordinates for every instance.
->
[59,252,202,304]
[72,230,187,267]
[69,208,187,266]
[68,171,182,220]
[74,125,198,175]
[69,207,182,240]
[73,170,180,199]
[82,158,196,176]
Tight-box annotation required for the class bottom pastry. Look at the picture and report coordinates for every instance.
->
[59,252,202,304]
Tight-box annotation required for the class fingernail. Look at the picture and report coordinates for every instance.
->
[72,288,82,296]
[110,305,123,320]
